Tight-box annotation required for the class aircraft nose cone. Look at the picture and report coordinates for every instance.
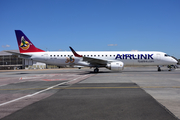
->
[175,59,178,64]
[171,57,178,64]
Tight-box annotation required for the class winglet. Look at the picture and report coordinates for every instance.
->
[69,46,83,57]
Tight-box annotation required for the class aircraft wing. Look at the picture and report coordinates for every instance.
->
[5,51,32,58]
[83,57,108,65]
[69,47,115,66]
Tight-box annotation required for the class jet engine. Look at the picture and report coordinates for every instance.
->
[106,61,124,71]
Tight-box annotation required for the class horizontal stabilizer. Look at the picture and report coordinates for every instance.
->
[5,51,32,58]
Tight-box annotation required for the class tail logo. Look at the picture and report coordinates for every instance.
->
[19,36,31,50]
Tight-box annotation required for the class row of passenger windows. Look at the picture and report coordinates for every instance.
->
[84,55,116,57]
[50,55,117,57]
[50,55,73,57]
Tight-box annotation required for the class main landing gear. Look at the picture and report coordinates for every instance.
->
[94,68,99,73]
[157,66,161,71]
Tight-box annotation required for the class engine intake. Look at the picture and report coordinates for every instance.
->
[106,62,124,71]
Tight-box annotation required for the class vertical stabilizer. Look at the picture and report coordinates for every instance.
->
[15,30,45,53]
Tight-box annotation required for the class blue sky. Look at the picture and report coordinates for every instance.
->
[0,0,180,58]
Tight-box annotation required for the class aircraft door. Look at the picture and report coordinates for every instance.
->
[156,53,161,60]
[44,53,48,61]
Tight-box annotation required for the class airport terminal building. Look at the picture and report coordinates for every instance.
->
[0,50,46,70]
[0,50,24,70]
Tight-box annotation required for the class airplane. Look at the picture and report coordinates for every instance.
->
[6,30,178,73]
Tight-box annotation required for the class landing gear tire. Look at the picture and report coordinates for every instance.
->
[158,67,161,71]
[94,68,99,73]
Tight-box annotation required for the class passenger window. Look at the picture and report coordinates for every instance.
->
[50,55,52,57]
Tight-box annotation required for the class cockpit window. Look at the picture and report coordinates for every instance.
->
[164,54,170,57]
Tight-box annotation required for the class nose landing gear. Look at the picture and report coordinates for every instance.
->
[158,65,175,71]
[167,65,172,71]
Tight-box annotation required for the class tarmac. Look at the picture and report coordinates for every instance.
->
[0,66,179,120]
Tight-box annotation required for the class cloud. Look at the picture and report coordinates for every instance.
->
[108,44,117,46]
[2,45,10,48]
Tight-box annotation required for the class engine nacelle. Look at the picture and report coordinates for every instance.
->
[106,62,124,71]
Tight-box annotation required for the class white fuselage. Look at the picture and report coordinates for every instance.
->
[24,51,177,67]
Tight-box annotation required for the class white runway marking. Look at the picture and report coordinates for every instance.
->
[0,75,87,107]
[19,76,42,80]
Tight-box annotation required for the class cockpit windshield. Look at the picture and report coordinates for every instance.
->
[164,54,171,57]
